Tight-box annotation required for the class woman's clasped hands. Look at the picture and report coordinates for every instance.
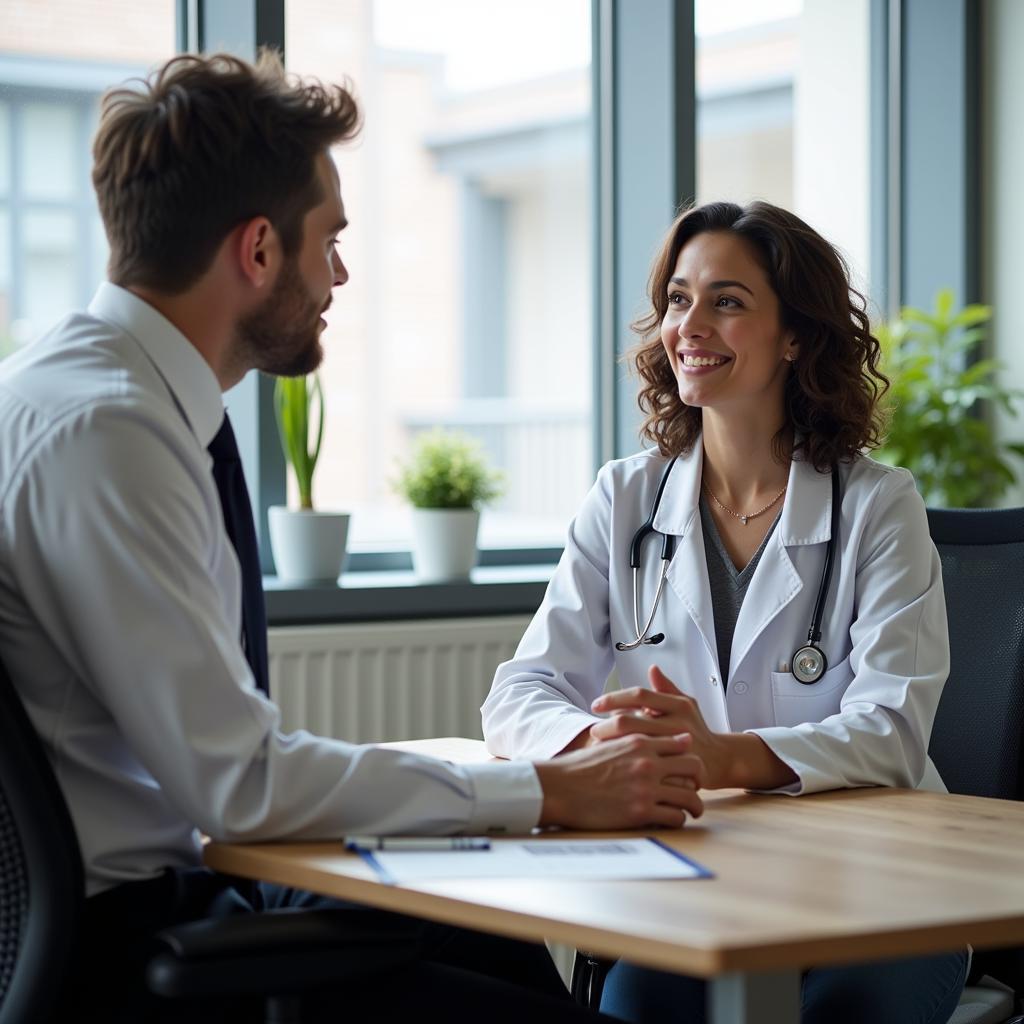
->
[586,666,796,791]
[588,667,731,789]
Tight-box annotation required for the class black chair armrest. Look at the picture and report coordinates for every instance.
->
[147,907,418,1000]
[969,947,1024,1011]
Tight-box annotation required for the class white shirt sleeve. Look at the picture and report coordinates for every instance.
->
[6,401,541,845]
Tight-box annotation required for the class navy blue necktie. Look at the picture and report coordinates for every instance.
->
[208,414,270,696]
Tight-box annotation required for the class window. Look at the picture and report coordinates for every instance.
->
[0,3,176,357]
[695,0,872,296]
[285,0,594,553]
[9,1,980,588]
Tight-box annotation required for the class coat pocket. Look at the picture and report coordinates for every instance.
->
[769,656,853,728]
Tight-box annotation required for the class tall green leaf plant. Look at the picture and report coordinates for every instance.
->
[875,289,1024,508]
[273,373,324,510]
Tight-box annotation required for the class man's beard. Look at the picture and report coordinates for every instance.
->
[234,254,326,378]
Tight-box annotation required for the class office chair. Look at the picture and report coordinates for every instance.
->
[0,652,83,1024]
[0,655,415,1024]
[569,507,1024,1022]
[926,507,1024,802]
[927,506,1024,1024]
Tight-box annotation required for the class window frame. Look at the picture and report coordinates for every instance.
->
[191,0,696,590]
[0,57,150,346]
[172,0,981,624]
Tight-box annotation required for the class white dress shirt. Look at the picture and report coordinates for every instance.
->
[0,284,541,896]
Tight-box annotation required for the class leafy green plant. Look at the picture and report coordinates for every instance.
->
[875,288,1024,508]
[394,430,504,509]
[273,374,324,510]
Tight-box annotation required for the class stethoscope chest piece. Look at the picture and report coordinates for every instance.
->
[791,644,827,685]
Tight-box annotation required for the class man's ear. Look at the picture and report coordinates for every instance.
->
[236,216,279,290]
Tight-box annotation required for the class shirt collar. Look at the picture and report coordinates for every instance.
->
[88,282,225,448]
[652,434,835,546]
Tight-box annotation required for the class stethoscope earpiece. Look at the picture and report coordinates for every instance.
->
[615,632,664,652]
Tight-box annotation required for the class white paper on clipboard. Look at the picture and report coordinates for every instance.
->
[354,837,713,885]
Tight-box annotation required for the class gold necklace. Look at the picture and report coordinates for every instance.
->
[703,480,787,525]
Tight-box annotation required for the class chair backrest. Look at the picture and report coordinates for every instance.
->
[0,656,84,1024]
[927,506,1024,801]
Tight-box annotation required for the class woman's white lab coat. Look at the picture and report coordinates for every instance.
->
[482,440,949,794]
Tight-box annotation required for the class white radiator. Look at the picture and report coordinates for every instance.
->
[269,614,580,988]
[268,615,531,743]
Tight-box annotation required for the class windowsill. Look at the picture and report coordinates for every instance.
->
[264,563,556,626]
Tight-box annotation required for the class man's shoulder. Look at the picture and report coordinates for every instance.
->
[0,310,188,439]
[0,309,157,414]
[0,311,195,492]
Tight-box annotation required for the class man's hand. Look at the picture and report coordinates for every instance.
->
[588,666,797,791]
[534,732,705,830]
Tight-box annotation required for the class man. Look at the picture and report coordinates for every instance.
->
[0,51,704,1021]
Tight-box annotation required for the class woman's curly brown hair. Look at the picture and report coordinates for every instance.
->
[631,200,888,471]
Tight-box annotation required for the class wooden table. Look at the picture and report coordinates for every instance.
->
[204,739,1024,1024]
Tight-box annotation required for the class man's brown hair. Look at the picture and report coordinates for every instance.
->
[92,50,360,294]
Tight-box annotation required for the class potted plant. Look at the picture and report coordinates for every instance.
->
[267,373,350,581]
[875,289,1024,508]
[394,430,503,581]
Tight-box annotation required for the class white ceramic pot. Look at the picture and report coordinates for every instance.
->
[268,507,350,582]
[410,508,480,582]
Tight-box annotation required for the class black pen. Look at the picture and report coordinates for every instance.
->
[344,836,491,851]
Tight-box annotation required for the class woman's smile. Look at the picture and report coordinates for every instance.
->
[677,347,732,374]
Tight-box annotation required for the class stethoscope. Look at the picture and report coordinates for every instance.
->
[615,459,841,686]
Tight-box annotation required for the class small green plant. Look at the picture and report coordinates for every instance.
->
[875,288,1024,508]
[394,430,503,509]
[273,374,324,510]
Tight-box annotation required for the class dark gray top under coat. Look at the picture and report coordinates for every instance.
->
[699,494,782,688]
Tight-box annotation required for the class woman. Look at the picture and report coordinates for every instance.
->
[481,201,967,1024]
